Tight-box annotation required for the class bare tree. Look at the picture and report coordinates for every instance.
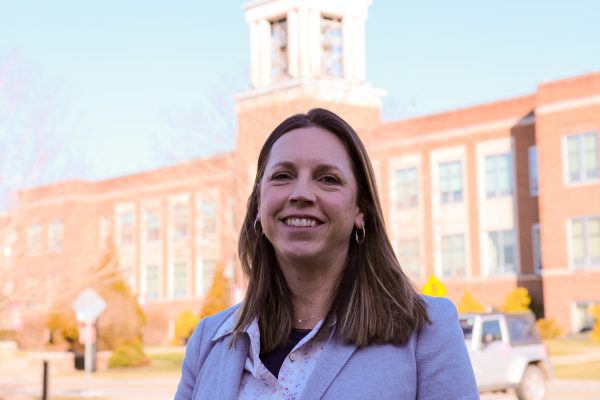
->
[0,51,92,332]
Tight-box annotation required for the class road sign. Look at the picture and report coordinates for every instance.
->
[73,288,106,322]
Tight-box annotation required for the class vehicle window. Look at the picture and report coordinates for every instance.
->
[460,317,475,340]
[507,315,540,345]
[481,320,502,343]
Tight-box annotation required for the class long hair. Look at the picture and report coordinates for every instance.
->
[233,108,430,352]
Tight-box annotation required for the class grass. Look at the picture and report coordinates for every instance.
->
[146,351,185,371]
[545,337,600,356]
[58,349,185,380]
[553,360,600,380]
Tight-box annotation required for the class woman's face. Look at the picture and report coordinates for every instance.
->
[258,126,364,267]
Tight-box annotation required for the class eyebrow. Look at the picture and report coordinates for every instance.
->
[269,161,344,174]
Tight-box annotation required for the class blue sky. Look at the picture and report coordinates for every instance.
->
[1,0,599,184]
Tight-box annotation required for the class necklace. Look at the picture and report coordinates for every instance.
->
[295,311,327,324]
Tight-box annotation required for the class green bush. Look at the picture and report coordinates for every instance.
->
[108,338,149,368]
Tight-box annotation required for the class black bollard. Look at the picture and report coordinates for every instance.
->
[42,360,48,400]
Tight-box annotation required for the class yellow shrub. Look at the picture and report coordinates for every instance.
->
[173,311,199,345]
[199,262,230,320]
[590,305,600,342]
[457,292,486,313]
[502,287,531,313]
[536,318,562,339]
[421,276,447,297]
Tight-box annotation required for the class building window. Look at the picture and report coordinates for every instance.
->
[198,259,216,295]
[487,230,516,275]
[144,211,160,242]
[571,216,600,268]
[271,18,288,80]
[173,262,187,299]
[532,224,542,274]
[173,203,189,240]
[99,217,111,249]
[567,132,599,183]
[120,262,134,287]
[118,211,135,246]
[321,16,343,77]
[48,220,64,252]
[485,153,513,198]
[198,200,217,236]
[393,168,418,209]
[27,224,42,254]
[441,234,466,277]
[573,301,600,333]
[529,146,538,196]
[396,239,421,279]
[145,265,159,300]
[439,161,463,203]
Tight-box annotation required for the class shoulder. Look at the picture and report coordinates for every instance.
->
[422,295,458,324]
[194,303,241,341]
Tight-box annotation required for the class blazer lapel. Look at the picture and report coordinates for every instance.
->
[213,334,250,400]
[300,337,358,400]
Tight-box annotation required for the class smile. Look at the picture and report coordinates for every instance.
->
[283,218,319,227]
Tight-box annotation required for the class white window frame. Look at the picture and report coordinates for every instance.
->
[395,238,422,280]
[485,153,513,198]
[172,261,188,299]
[393,167,419,209]
[48,220,64,252]
[439,160,463,204]
[441,233,466,278]
[563,131,600,185]
[569,216,600,269]
[144,264,160,301]
[486,229,517,276]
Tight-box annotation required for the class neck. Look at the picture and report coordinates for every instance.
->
[276,253,346,329]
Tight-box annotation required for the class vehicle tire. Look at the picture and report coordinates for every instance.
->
[516,364,546,400]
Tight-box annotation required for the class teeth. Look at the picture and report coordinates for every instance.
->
[285,218,317,227]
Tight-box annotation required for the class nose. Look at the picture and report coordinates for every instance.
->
[289,176,316,204]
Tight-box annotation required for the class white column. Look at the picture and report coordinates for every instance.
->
[287,10,299,78]
[259,19,271,86]
[297,6,310,79]
[309,7,321,78]
[342,15,354,81]
[249,20,261,88]
[355,16,366,82]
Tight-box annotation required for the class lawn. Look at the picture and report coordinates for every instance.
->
[545,337,600,356]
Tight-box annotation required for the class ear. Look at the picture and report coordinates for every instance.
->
[354,208,365,229]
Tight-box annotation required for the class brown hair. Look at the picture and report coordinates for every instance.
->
[233,108,430,352]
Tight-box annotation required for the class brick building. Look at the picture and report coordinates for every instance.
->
[1,0,598,338]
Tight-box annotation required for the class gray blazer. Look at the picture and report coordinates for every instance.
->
[175,296,479,399]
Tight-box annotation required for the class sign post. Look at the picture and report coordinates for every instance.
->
[73,288,106,374]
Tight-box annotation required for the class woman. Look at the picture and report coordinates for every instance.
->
[175,109,478,399]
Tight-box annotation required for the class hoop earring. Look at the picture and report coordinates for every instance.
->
[355,226,366,245]
[254,218,264,236]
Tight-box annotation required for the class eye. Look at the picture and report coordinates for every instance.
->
[271,172,293,181]
[319,174,341,185]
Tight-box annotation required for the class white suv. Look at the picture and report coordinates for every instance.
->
[459,312,552,400]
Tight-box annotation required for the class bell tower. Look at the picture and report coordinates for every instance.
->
[233,0,384,246]
[231,0,384,294]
